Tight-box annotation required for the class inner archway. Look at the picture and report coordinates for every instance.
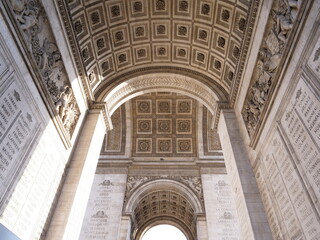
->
[140,224,187,240]
[96,73,230,130]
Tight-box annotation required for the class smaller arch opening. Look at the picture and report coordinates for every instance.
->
[141,224,187,240]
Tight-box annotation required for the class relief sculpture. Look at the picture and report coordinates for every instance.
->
[242,0,301,139]
[124,175,204,205]
[8,0,80,138]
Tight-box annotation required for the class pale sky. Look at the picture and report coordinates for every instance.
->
[141,224,187,240]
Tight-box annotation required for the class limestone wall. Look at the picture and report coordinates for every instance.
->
[0,2,87,239]
[201,174,240,240]
[254,75,320,239]
[235,1,320,239]
[79,173,127,240]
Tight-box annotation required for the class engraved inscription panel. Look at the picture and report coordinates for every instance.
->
[259,130,320,239]
[255,167,283,239]
[202,174,240,240]
[0,78,40,204]
[281,78,320,204]
[79,174,127,240]
[261,140,302,239]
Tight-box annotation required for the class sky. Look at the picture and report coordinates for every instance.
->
[141,224,187,240]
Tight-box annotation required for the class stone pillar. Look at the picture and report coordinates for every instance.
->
[201,171,240,240]
[118,215,132,240]
[79,169,128,240]
[218,109,272,240]
[196,215,208,240]
[45,106,108,240]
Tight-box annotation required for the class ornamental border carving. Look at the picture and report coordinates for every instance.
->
[124,175,204,208]
[55,0,94,102]
[230,0,261,106]
[241,0,309,147]
[103,73,220,128]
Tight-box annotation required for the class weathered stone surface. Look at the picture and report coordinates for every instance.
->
[79,174,127,240]
[201,174,240,240]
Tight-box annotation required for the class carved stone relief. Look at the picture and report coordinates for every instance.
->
[124,175,204,206]
[6,0,80,139]
[242,0,303,140]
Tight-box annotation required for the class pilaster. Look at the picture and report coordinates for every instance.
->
[45,104,108,240]
[218,109,272,240]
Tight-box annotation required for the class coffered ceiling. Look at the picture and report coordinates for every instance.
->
[132,190,197,239]
[100,93,222,160]
[66,0,256,102]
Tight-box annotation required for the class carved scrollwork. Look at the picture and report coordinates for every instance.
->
[242,0,301,139]
[8,0,80,138]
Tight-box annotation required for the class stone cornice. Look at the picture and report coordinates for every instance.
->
[90,101,113,131]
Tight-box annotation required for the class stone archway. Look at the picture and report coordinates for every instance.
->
[124,178,205,240]
[96,73,230,129]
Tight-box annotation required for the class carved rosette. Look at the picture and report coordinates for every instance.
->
[124,175,204,206]
[242,0,302,141]
[7,0,80,139]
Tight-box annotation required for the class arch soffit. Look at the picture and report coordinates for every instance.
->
[95,67,230,102]
[98,73,225,117]
[124,178,203,214]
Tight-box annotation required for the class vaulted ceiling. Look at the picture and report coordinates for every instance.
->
[65,0,257,103]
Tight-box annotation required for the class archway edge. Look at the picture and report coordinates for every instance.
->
[124,178,203,214]
[99,73,222,118]
[137,218,191,240]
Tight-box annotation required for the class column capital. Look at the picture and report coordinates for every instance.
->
[90,101,113,130]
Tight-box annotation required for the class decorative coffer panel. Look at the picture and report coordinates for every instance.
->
[64,0,258,97]
[132,93,196,158]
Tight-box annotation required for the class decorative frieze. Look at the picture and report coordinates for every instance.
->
[6,0,80,140]
[124,175,204,206]
[242,0,303,141]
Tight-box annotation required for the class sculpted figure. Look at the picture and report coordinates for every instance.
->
[251,85,266,105]
[11,0,38,30]
[258,48,281,74]
[286,0,300,20]
[11,0,25,12]
[63,102,77,133]
[39,39,61,71]
[247,100,260,122]
[273,0,297,43]
[275,13,293,42]
[55,85,72,119]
